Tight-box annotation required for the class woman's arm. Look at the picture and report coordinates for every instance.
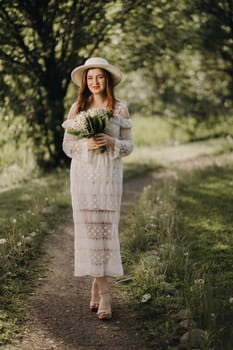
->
[113,104,133,158]
[62,103,89,160]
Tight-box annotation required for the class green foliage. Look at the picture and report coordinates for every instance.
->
[103,0,233,118]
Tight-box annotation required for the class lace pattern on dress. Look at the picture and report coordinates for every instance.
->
[62,130,88,161]
[90,248,112,266]
[79,209,115,240]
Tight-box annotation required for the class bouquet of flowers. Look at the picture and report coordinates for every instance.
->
[68,108,112,152]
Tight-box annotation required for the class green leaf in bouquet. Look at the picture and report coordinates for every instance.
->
[86,116,94,134]
[102,116,109,130]
[92,116,103,133]
[68,130,90,139]
[68,129,82,136]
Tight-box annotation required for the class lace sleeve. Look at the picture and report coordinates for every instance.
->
[113,104,133,159]
[62,103,88,161]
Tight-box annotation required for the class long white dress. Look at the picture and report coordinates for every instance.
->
[62,101,133,277]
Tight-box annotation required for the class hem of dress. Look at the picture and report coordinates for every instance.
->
[74,273,124,278]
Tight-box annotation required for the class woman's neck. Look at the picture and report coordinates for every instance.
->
[90,94,108,108]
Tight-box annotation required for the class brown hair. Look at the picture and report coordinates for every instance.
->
[76,68,117,113]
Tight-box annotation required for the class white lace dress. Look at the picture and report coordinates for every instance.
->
[62,101,133,277]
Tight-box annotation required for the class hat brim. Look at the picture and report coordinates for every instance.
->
[71,64,122,87]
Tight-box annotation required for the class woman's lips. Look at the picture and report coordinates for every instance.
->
[93,86,100,89]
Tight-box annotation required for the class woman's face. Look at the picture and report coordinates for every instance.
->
[86,68,106,95]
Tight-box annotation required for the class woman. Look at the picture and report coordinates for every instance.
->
[62,57,133,320]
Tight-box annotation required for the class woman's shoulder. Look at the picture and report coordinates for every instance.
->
[114,101,130,119]
[67,102,78,119]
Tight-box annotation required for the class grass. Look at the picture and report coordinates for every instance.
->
[119,162,233,350]
[0,170,71,345]
[132,114,233,148]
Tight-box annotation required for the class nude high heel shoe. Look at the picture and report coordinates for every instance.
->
[97,290,112,320]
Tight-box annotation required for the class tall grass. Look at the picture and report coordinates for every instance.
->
[119,163,233,350]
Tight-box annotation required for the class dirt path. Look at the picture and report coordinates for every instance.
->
[4,152,233,350]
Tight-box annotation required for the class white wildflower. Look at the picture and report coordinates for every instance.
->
[194,279,205,285]
[30,231,37,237]
[229,297,233,304]
[73,113,88,132]
[141,293,151,303]
[88,108,107,118]
[45,197,49,202]
[0,238,7,244]
[184,252,189,257]
[144,223,157,231]
[17,242,22,247]
[12,218,17,224]
[25,236,32,241]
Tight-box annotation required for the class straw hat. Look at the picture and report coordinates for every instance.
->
[71,57,122,87]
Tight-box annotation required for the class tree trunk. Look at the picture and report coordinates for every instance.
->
[32,91,67,170]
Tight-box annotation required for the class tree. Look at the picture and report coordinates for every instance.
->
[0,0,143,168]
[102,0,233,119]
[187,0,233,105]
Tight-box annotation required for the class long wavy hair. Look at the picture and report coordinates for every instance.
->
[76,68,118,113]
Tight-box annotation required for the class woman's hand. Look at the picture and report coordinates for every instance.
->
[87,134,115,150]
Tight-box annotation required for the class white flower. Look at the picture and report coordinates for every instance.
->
[73,113,88,132]
[17,242,22,247]
[184,252,189,257]
[25,236,32,241]
[141,293,151,303]
[30,231,37,237]
[229,297,233,304]
[0,238,7,244]
[144,223,157,231]
[12,218,17,224]
[194,279,205,285]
